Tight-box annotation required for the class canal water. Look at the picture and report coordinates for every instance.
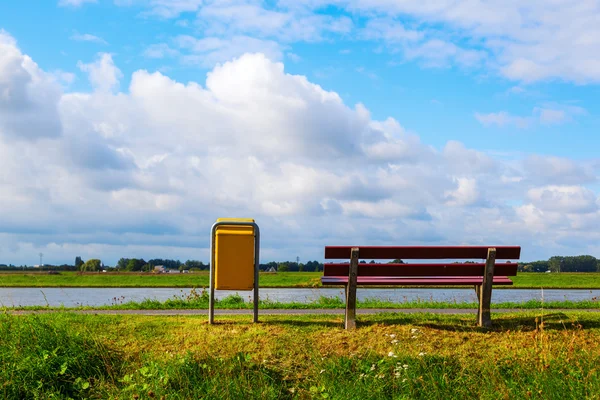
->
[1,287,599,307]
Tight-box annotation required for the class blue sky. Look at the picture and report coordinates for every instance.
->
[1,0,599,265]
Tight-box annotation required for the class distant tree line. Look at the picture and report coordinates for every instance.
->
[518,255,600,273]
[0,258,326,272]
[3,255,599,273]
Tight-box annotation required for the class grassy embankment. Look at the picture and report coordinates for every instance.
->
[1,311,599,399]
[2,271,600,289]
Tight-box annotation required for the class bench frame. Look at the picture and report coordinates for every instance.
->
[322,246,521,329]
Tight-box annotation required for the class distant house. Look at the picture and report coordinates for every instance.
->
[154,265,166,273]
[266,266,276,272]
[166,268,180,274]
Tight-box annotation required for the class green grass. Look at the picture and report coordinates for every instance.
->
[510,273,600,288]
[3,271,600,289]
[2,311,600,398]
[0,271,322,288]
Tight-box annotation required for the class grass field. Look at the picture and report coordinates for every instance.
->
[2,271,600,289]
[2,311,599,398]
[0,271,322,288]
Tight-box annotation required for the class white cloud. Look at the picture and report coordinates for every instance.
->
[403,39,486,68]
[0,31,63,140]
[175,35,284,68]
[286,52,301,63]
[527,185,598,214]
[58,0,96,6]
[444,178,480,207]
[77,53,123,92]
[70,33,107,45]
[143,43,179,59]
[1,31,599,265]
[475,105,587,128]
[474,112,530,129]
[523,155,596,185]
[536,108,566,125]
[360,18,423,43]
[140,0,203,18]
[111,0,600,82]
[283,0,600,83]
[442,141,495,174]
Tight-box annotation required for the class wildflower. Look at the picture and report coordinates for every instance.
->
[370,364,376,371]
[320,369,325,374]
[389,334,396,339]
[391,339,399,344]
[388,351,397,358]
[403,364,409,369]
[410,328,420,334]
[418,352,426,357]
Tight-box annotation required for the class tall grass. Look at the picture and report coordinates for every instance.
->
[0,313,121,398]
[104,289,600,310]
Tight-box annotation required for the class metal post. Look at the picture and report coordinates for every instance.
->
[253,225,260,323]
[209,223,217,324]
[209,220,260,324]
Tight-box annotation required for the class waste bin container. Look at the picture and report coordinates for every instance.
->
[214,218,255,290]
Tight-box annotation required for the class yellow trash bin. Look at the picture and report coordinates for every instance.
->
[214,218,255,290]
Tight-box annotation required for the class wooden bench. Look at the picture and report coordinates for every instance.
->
[322,246,521,329]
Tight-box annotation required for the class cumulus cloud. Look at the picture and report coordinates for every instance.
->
[0,31,63,140]
[1,30,599,265]
[77,53,123,92]
[527,185,598,214]
[523,155,597,185]
[444,178,480,207]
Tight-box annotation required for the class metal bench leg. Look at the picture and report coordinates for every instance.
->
[478,248,496,327]
[345,247,359,330]
[474,285,481,323]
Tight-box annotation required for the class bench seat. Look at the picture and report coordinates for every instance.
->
[321,276,514,286]
[323,245,521,329]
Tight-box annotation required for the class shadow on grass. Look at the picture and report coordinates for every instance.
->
[206,317,343,328]
[349,311,600,332]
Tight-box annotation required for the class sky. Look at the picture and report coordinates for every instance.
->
[1,0,599,266]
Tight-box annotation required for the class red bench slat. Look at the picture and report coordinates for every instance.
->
[324,246,521,260]
[321,276,514,286]
[323,262,517,277]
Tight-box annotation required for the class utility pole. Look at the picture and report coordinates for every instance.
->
[39,253,43,267]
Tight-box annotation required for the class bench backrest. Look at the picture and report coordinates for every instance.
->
[323,246,521,277]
